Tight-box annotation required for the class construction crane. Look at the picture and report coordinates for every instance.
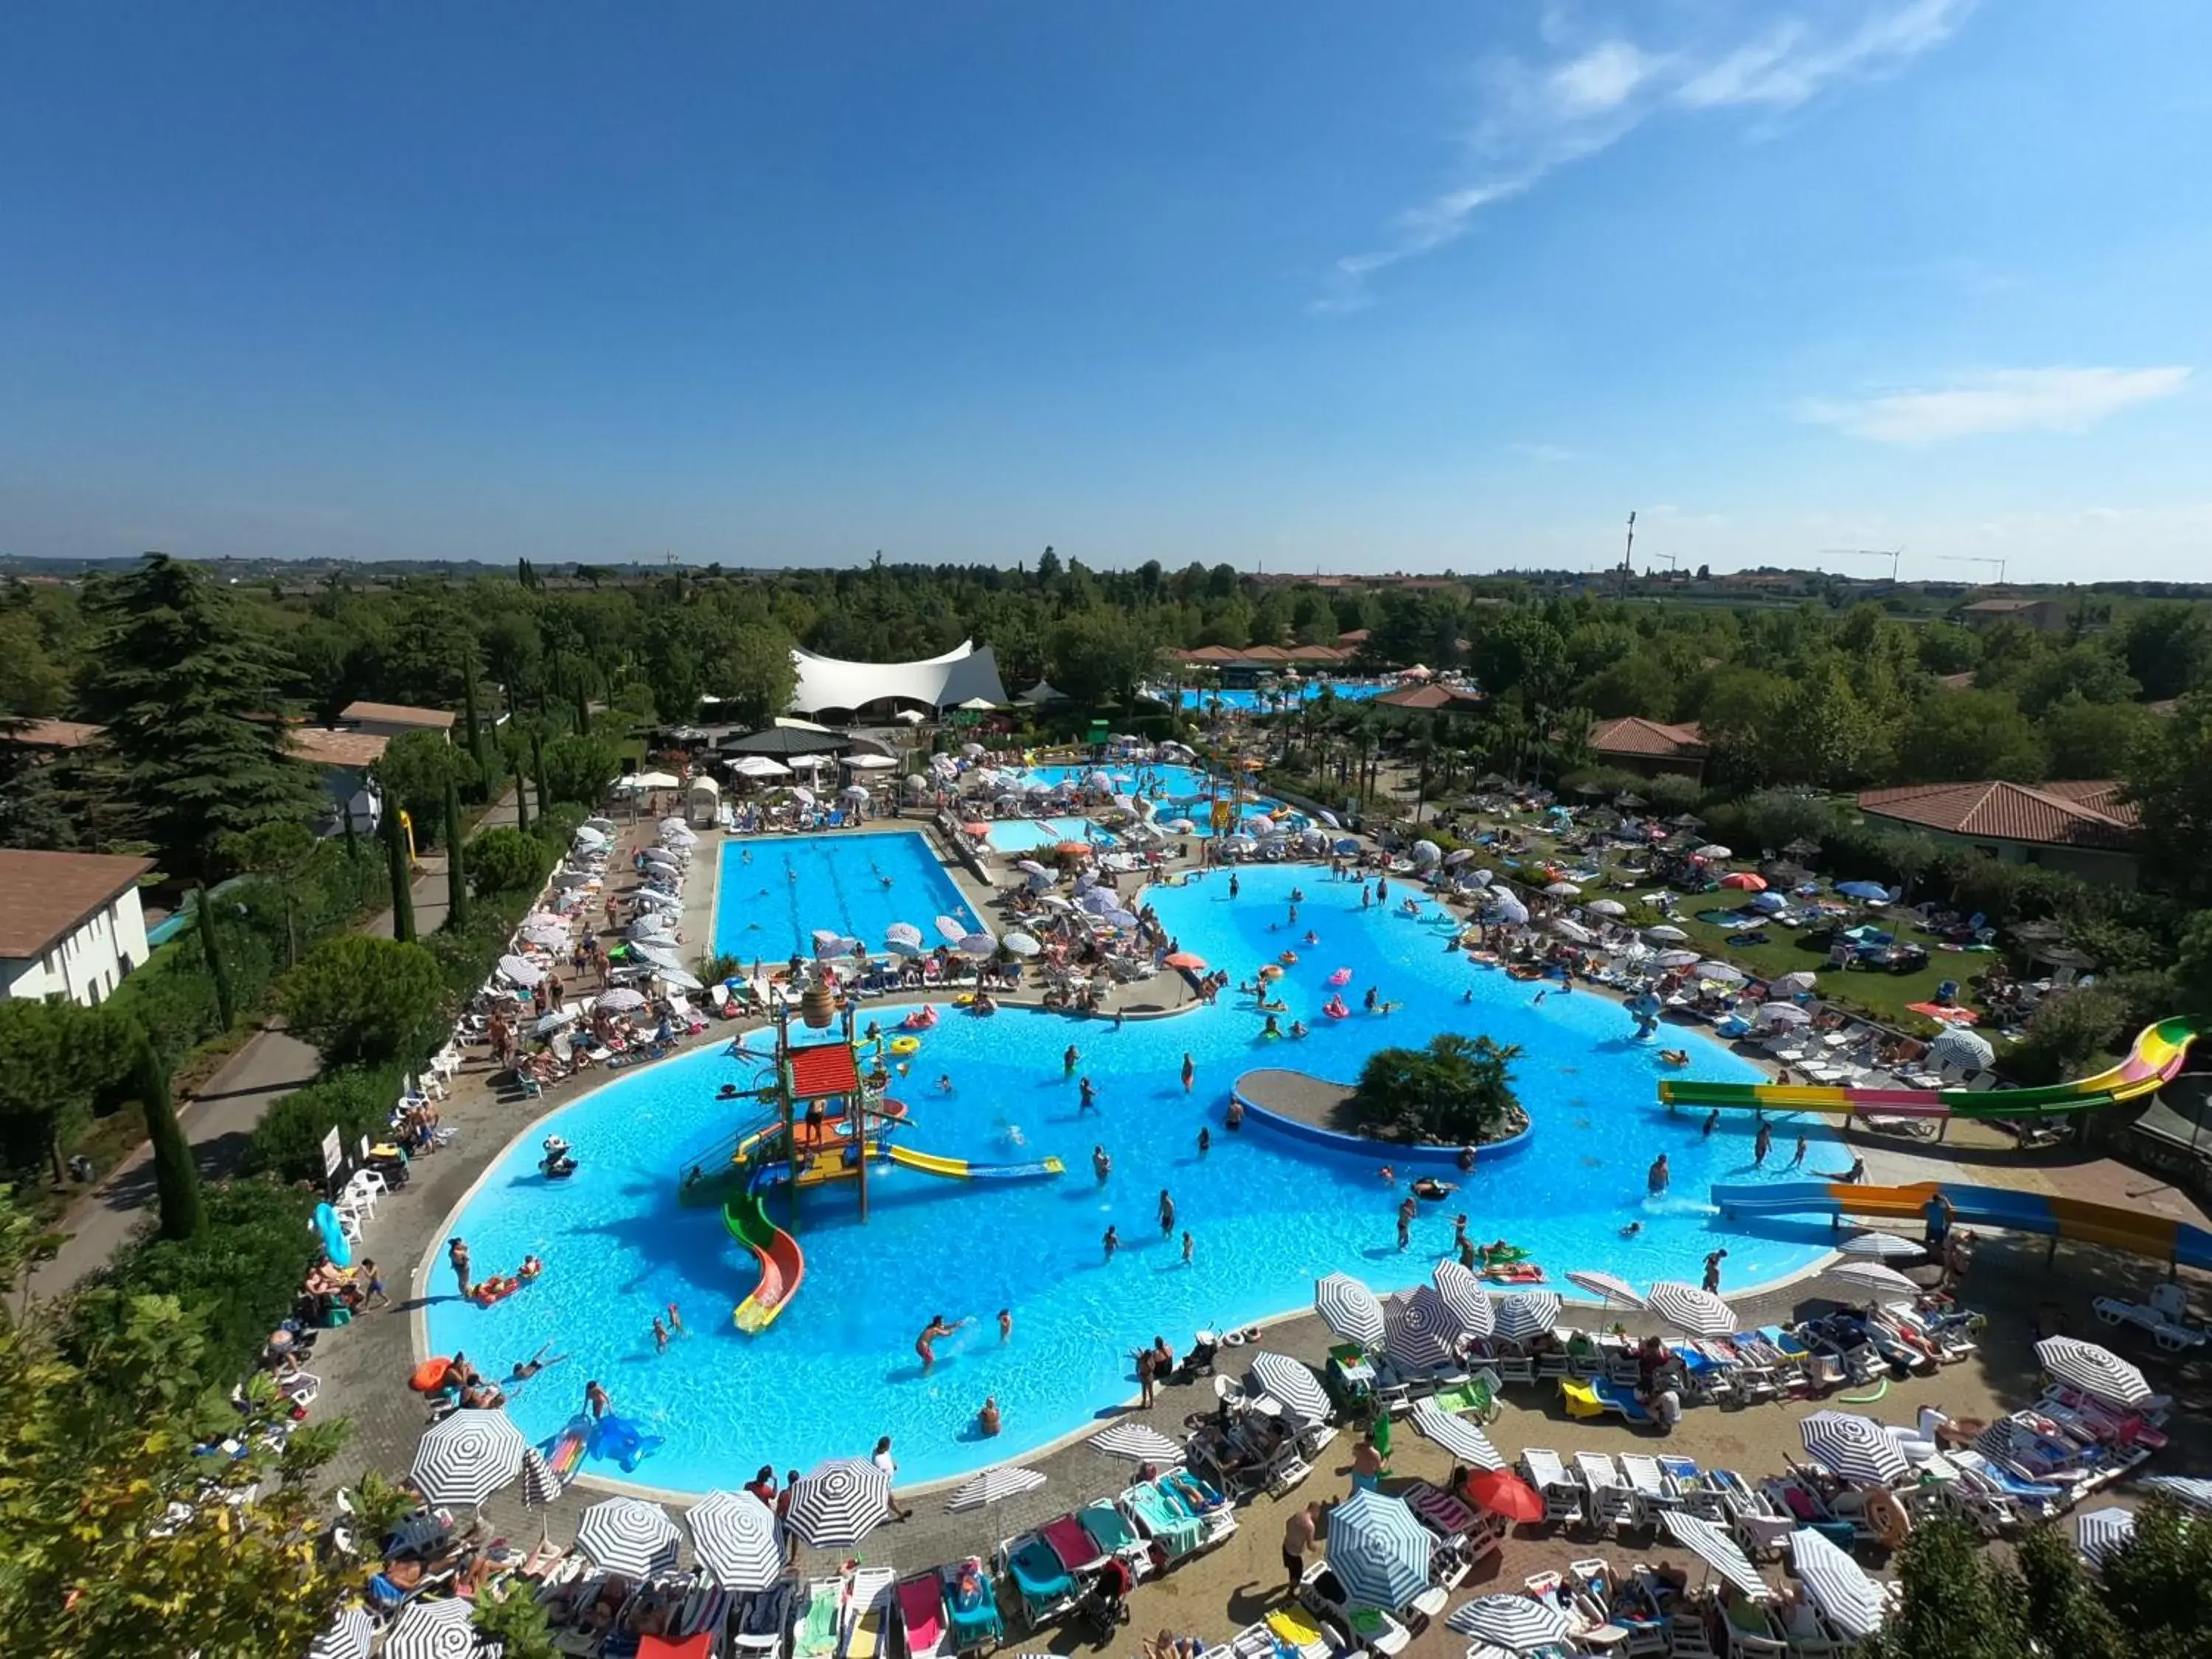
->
[1820,548,1904,581]
[1647,550,1680,576]
[1936,555,2007,585]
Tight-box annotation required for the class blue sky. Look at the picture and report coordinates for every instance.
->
[4,0,2209,580]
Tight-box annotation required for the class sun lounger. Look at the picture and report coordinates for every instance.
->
[1576,1451,1641,1535]
[1521,1448,1585,1528]
[1259,1606,1334,1659]
[839,1567,894,1659]
[1040,1512,1105,1576]
[1299,1558,1411,1653]
[1077,1500,1151,1576]
[795,1578,846,1659]
[938,1562,1001,1654]
[889,1575,942,1655]
[2093,1282,2208,1352]
[1121,1481,1205,1559]
[1620,1454,1678,1513]
[1000,1534,1077,1630]
[1158,1469,1238,1546]
[1428,1371,1501,1423]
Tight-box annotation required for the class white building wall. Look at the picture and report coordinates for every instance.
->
[0,886,151,1006]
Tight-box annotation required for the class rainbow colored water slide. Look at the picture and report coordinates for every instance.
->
[1709,1178,2212,1272]
[1658,1017,2201,1121]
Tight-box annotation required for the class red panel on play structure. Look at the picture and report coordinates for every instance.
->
[787,1040,860,1100]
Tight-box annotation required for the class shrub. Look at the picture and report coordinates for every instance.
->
[243,1065,408,1185]
[469,824,554,897]
[1998,987,2124,1087]
[1346,1033,1526,1144]
[68,1180,319,1394]
[279,936,450,1068]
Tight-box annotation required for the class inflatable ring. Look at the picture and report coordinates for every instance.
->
[889,1036,922,1056]
[1241,1326,1262,1343]
[1279,951,1298,965]
[1866,1487,1911,1550]
[1222,1329,1247,1347]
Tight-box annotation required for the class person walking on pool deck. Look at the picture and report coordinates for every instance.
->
[448,1237,472,1300]
[1181,1053,1195,1093]
[1158,1189,1176,1238]
[1703,1249,1728,1293]
[872,1436,914,1522]
[1281,1503,1319,1596]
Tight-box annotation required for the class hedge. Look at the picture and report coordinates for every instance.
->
[241,1065,411,1186]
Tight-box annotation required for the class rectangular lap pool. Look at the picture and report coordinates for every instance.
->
[714,831,981,964]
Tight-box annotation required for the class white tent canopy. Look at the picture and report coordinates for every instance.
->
[788,640,1007,718]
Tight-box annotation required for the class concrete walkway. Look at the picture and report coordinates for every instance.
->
[32,785,532,1299]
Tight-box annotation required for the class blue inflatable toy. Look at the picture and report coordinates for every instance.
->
[589,1413,665,1472]
[313,1203,353,1268]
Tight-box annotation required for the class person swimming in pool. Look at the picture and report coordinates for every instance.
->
[915,1313,970,1371]
[1410,1177,1455,1202]
[1289,1020,1309,1038]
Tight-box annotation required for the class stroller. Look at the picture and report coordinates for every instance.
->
[1175,1331,1220,1382]
[1073,1556,1133,1641]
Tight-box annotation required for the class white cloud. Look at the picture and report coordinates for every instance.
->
[1552,41,1660,114]
[1799,367,2193,442]
[1314,1,1974,313]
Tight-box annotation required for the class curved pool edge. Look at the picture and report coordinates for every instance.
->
[1231,1067,1537,1166]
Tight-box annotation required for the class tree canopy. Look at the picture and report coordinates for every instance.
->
[1347,1032,1526,1144]
[278,934,449,1067]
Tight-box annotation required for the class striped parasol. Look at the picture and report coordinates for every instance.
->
[686,1489,785,1591]
[1824,1260,1921,1298]
[1313,1273,1387,1349]
[2035,1336,2158,1408]
[1410,1401,1503,1470]
[2076,1506,2135,1567]
[1246,1352,1331,1425]
[1838,1232,1923,1261]
[1565,1270,1646,1310]
[1787,1528,1887,1640]
[2144,1475,2212,1512]
[1662,1511,1769,1599]
[306,1604,375,1659]
[1089,1423,1186,1467]
[1448,1594,1572,1651]
[577,1495,683,1578]
[1382,1287,1461,1375]
[1646,1281,1738,1338]
[1798,1412,1910,1486]
[408,1408,529,1507]
[945,1464,1048,1513]
[1326,1489,1433,1613]
[519,1444,565,1509]
[1488,1290,1561,1345]
[784,1458,891,1549]
[381,1599,479,1659]
[1431,1260,1495,1338]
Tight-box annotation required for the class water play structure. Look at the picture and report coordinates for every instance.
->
[1659,1017,2201,1122]
[1710,1178,2212,1272]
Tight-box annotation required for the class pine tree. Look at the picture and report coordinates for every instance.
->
[383,794,415,943]
[74,554,321,875]
[444,776,470,931]
[133,1032,201,1241]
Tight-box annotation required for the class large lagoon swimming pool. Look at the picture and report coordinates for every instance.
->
[1018,764,1297,833]
[434,862,1834,1493]
[712,832,984,965]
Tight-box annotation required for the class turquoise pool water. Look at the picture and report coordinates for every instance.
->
[712,832,984,964]
[433,863,1833,1493]
[1018,764,1297,834]
[1148,683,1394,713]
[984,818,1120,854]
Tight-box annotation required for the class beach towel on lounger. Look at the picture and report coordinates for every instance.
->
[1007,1537,1074,1607]
[1124,1483,1205,1557]
[1043,1514,1105,1574]
[797,1582,844,1659]
[1079,1503,1141,1559]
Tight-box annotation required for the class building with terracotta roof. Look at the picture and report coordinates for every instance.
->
[1959,597,2068,634]
[1857,779,2141,886]
[1588,716,1708,782]
[338,700,457,738]
[0,718,107,752]
[0,849,155,1006]
[1373,683,1486,714]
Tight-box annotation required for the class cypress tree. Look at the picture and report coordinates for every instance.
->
[512,737,531,835]
[530,730,550,830]
[383,793,415,942]
[195,884,235,1030]
[444,776,470,931]
[133,1032,202,1241]
[461,659,487,802]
